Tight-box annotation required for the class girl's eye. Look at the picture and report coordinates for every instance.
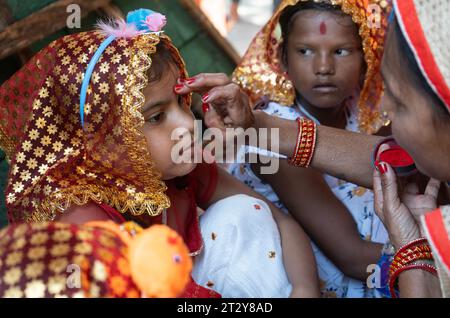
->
[298,48,313,56]
[147,112,164,123]
[335,49,351,56]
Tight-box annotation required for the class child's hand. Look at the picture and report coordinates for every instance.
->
[401,178,440,225]
[174,73,255,130]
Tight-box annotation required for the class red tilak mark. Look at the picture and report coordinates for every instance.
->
[320,22,327,35]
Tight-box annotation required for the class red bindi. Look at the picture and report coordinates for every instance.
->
[320,21,327,35]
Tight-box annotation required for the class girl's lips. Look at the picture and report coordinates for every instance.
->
[312,85,338,93]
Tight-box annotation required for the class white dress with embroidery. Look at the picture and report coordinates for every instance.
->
[228,101,389,298]
[192,194,292,298]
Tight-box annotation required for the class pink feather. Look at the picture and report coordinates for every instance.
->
[96,18,143,38]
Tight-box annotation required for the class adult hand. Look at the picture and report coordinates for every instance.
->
[175,73,255,130]
[401,178,440,225]
[373,162,439,249]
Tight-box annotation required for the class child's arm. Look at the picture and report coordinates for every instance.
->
[55,203,112,224]
[254,160,383,281]
[201,165,320,297]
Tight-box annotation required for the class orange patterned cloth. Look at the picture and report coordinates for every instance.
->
[232,0,392,133]
[0,222,140,298]
[0,31,190,223]
[0,221,201,298]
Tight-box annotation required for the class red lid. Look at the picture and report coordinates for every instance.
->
[378,145,417,176]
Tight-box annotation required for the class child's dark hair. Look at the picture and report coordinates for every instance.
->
[391,17,449,120]
[279,1,347,62]
[147,39,179,83]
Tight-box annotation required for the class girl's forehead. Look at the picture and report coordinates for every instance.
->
[289,10,357,36]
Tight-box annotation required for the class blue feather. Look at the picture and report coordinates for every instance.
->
[126,8,155,31]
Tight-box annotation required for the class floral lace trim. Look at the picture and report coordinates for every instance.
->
[22,184,169,223]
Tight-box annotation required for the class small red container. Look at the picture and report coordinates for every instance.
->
[373,138,417,176]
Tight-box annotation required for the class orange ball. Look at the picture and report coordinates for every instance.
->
[128,224,192,298]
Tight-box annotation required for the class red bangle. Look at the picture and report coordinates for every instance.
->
[392,244,432,263]
[389,249,433,275]
[389,241,433,274]
[289,118,303,164]
[388,238,435,298]
[306,120,317,167]
[389,263,437,298]
[288,118,317,168]
[397,238,428,254]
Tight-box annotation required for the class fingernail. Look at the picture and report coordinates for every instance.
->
[186,78,196,85]
[375,160,382,172]
[202,103,210,113]
[174,84,183,92]
[381,163,388,175]
[377,162,387,175]
[202,93,210,102]
[375,161,386,174]
[178,78,185,83]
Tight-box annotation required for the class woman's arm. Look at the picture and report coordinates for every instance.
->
[55,202,111,224]
[398,270,442,297]
[254,111,383,189]
[253,160,383,281]
[176,74,384,188]
[205,165,320,297]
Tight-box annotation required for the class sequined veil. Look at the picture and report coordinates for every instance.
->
[232,0,392,133]
[0,12,191,223]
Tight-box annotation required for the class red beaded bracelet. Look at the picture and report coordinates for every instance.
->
[389,249,433,275]
[388,238,437,298]
[397,238,429,253]
[288,118,317,168]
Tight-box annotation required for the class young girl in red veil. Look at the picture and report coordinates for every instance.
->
[0,9,318,298]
